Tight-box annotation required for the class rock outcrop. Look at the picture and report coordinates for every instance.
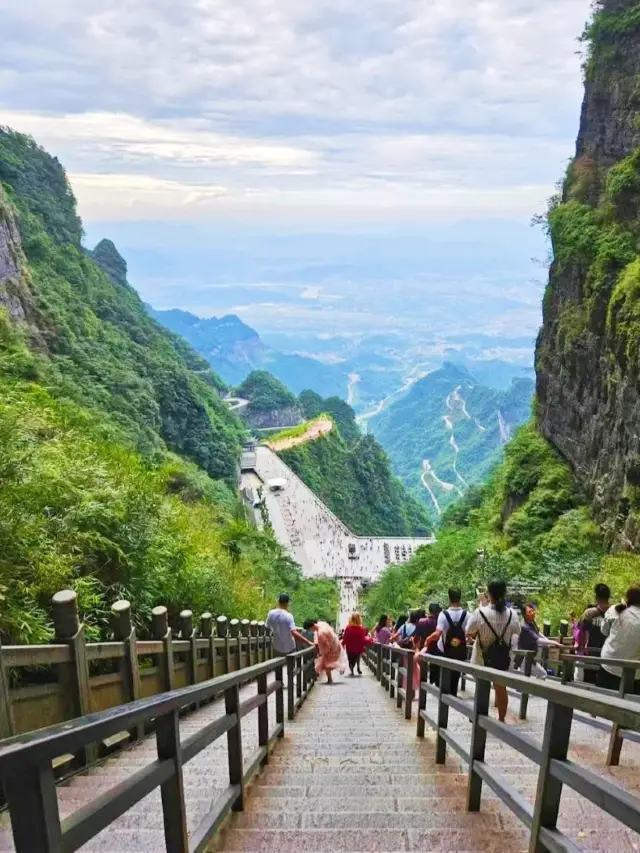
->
[0,194,26,320]
[536,0,640,547]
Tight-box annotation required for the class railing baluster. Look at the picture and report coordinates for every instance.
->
[0,640,13,739]
[4,763,62,853]
[529,700,573,853]
[607,665,636,766]
[519,652,533,720]
[404,650,414,718]
[417,656,427,738]
[225,684,245,812]
[435,667,451,765]
[467,676,491,811]
[275,662,285,736]
[296,655,303,701]
[257,672,269,766]
[156,710,189,853]
[287,656,296,720]
[389,649,396,700]
[376,643,383,683]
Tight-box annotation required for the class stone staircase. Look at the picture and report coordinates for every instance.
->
[0,678,280,852]
[215,668,640,853]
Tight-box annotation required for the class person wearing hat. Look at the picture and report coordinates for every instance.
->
[266,593,314,656]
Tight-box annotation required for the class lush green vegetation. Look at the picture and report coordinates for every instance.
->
[363,423,610,628]
[236,370,299,413]
[0,128,244,483]
[279,426,431,537]
[0,128,338,642]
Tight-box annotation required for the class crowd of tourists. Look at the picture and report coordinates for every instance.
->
[266,580,640,721]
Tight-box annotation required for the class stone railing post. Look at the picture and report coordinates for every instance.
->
[200,613,214,680]
[240,619,251,668]
[180,610,197,687]
[250,620,259,665]
[53,589,94,762]
[229,619,241,672]
[111,600,142,740]
[152,605,174,691]
[217,615,230,673]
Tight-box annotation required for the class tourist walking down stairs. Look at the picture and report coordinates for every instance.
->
[373,614,392,645]
[425,588,469,697]
[515,603,562,679]
[314,619,346,684]
[266,593,314,656]
[342,612,372,676]
[467,579,520,722]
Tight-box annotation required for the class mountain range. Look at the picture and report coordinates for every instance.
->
[369,362,534,517]
[147,306,347,398]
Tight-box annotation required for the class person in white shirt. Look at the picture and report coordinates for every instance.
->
[425,588,470,697]
[466,579,520,722]
[599,586,640,691]
[266,593,314,656]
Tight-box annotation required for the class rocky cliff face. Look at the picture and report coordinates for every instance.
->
[536,0,640,547]
[0,194,26,320]
[240,405,303,431]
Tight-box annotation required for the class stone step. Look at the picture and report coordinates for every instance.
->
[219,828,530,852]
[249,769,539,787]
[230,809,505,830]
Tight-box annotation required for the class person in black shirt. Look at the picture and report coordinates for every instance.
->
[578,583,611,684]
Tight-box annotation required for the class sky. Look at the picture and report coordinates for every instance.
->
[0,0,593,336]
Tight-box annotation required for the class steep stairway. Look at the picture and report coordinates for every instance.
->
[216,669,640,853]
[0,677,280,852]
[215,669,527,853]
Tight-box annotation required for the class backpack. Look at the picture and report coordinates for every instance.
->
[479,610,513,671]
[443,610,468,660]
[397,622,416,649]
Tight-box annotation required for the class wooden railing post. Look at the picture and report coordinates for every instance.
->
[519,653,533,720]
[607,665,636,766]
[180,610,197,688]
[3,762,62,853]
[389,648,396,700]
[376,643,383,683]
[52,590,94,764]
[417,656,427,738]
[229,619,241,672]
[225,684,244,812]
[561,652,575,685]
[436,666,451,765]
[217,615,230,673]
[156,710,189,853]
[275,661,285,737]
[111,600,142,740]
[250,621,259,665]
[257,672,269,766]
[405,649,414,719]
[240,619,251,668]
[152,606,174,691]
[529,700,573,853]
[287,656,295,720]
[0,640,13,739]
[257,621,266,662]
[200,613,214,680]
[467,676,491,811]
[539,620,551,673]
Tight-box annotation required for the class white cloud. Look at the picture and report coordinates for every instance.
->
[0,0,593,224]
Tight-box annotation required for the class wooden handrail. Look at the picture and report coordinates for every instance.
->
[0,648,316,853]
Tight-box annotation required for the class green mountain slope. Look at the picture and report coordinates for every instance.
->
[0,128,337,641]
[0,128,243,482]
[370,362,533,516]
